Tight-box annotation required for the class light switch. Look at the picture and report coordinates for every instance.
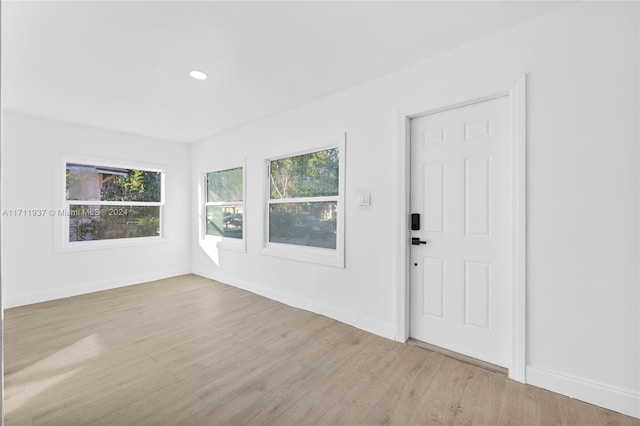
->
[359,192,371,206]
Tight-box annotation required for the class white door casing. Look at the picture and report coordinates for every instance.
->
[410,96,511,368]
[395,75,526,382]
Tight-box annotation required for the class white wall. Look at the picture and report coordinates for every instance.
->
[191,2,639,418]
[2,112,191,307]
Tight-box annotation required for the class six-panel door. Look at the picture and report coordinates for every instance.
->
[409,96,512,368]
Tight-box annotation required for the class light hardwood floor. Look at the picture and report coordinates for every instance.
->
[4,274,639,426]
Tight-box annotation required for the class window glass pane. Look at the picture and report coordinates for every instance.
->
[207,168,243,203]
[66,163,161,202]
[269,202,336,249]
[206,205,243,239]
[68,205,160,242]
[270,148,339,199]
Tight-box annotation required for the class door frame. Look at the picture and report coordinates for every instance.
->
[394,75,526,382]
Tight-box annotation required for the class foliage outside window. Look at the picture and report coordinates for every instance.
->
[268,147,340,251]
[205,167,244,241]
[65,163,163,243]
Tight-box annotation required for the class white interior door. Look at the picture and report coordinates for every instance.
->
[409,96,512,368]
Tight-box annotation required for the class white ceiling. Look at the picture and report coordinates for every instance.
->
[2,1,566,143]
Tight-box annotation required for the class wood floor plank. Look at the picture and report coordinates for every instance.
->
[4,274,639,426]
[358,347,440,425]
[446,365,507,425]
[88,382,206,426]
[3,386,30,426]
[225,327,377,425]
[273,335,401,425]
[35,371,179,426]
[27,354,166,422]
[405,351,486,425]
[494,373,540,425]
[301,344,408,425]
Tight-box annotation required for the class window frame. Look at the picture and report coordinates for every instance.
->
[262,136,345,268]
[56,155,167,252]
[201,163,246,253]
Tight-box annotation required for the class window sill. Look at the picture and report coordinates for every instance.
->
[57,235,167,253]
[261,242,344,268]
[202,235,246,253]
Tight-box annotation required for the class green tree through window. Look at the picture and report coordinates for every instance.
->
[65,163,163,243]
[268,148,339,249]
[270,148,339,199]
[101,169,161,202]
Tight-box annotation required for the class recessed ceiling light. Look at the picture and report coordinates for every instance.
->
[190,70,208,80]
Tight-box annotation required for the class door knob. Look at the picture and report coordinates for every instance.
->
[411,238,427,246]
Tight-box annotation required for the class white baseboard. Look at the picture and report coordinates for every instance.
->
[526,365,640,419]
[193,269,396,340]
[356,313,396,340]
[3,268,192,308]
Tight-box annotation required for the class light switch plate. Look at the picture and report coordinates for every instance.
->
[359,192,371,206]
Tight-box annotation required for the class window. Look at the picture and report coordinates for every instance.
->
[64,162,164,246]
[264,140,345,267]
[204,166,245,250]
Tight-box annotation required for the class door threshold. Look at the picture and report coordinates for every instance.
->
[408,338,508,376]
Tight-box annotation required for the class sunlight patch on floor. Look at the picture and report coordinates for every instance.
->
[6,333,103,415]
